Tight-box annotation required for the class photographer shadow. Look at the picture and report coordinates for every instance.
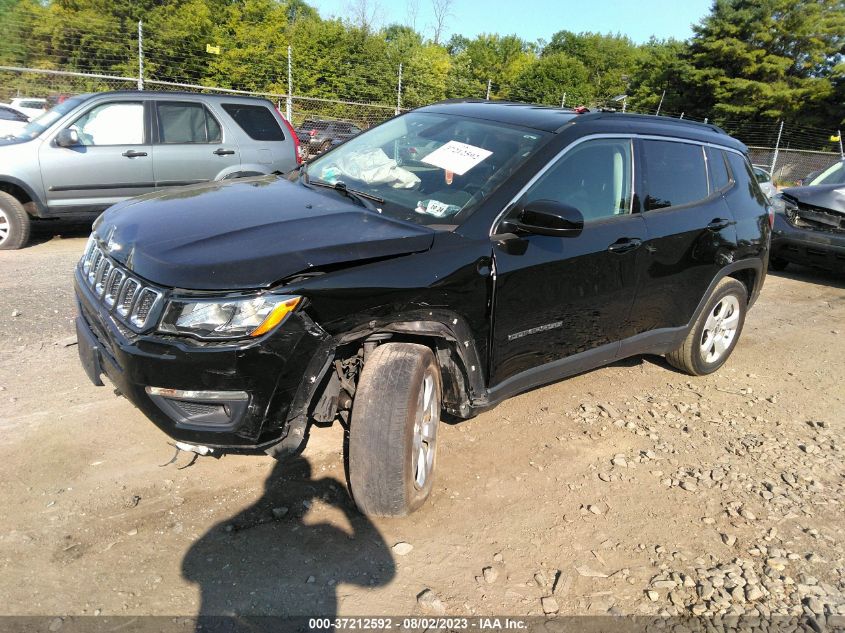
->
[182,455,395,630]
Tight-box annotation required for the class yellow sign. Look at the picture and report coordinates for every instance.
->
[206,44,221,55]
[831,134,841,142]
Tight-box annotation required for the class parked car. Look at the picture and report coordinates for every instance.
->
[297,118,362,158]
[752,165,777,200]
[74,102,770,516]
[770,161,845,272]
[0,91,300,249]
[10,97,48,119]
[0,103,30,137]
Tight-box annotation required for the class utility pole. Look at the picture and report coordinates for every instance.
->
[655,89,665,116]
[839,129,844,159]
[770,120,784,175]
[560,92,566,108]
[286,45,293,122]
[486,79,491,100]
[137,20,144,90]
[396,63,403,115]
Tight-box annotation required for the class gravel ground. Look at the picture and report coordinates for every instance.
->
[0,230,843,623]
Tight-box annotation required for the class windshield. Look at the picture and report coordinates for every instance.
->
[809,160,845,186]
[302,112,549,227]
[10,96,88,141]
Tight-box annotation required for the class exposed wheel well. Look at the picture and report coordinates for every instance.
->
[310,331,474,427]
[728,268,757,303]
[0,182,37,216]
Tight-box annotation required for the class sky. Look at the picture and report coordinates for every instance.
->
[312,0,715,44]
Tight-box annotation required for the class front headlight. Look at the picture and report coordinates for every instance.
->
[158,294,301,340]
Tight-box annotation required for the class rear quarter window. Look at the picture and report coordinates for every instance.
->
[726,152,769,205]
[221,104,285,141]
[641,140,709,211]
[706,146,731,191]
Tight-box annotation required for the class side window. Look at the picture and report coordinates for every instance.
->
[157,102,221,144]
[68,102,144,146]
[706,146,731,191]
[521,138,633,222]
[641,140,708,211]
[0,107,27,122]
[726,152,769,205]
[221,104,285,141]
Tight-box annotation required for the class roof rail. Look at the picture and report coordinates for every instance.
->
[572,111,727,135]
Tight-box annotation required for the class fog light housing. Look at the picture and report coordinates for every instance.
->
[145,387,249,431]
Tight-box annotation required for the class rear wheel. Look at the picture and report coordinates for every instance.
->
[666,278,747,376]
[348,343,441,517]
[769,257,789,272]
[0,191,31,250]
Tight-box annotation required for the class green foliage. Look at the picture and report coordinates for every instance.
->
[510,53,591,106]
[1,0,843,128]
[543,30,641,103]
[685,0,845,124]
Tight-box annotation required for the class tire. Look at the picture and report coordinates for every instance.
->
[0,191,32,250]
[666,277,748,376]
[348,343,442,517]
[769,257,789,272]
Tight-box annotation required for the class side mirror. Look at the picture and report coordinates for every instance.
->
[55,128,80,148]
[501,199,584,238]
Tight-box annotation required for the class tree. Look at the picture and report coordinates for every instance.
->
[430,0,452,45]
[510,53,592,106]
[346,0,381,32]
[543,30,641,105]
[685,0,845,123]
[627,38,694,115]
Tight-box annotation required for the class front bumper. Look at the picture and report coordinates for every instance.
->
[74,268,335,452]
[771,212,845,273]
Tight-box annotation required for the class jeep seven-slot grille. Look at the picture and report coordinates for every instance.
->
[80,237,163,331]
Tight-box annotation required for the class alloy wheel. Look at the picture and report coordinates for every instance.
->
[411,370,439,490]
[700,295,741,363]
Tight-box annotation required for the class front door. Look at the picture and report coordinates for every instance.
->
[39,100,155,212]
[490,137,648,386]
[152,100,241,186]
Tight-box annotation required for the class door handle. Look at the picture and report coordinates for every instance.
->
[122,150,147,158]
[707,218,732,231]
[213,148,236,156]
[607,237,642,254]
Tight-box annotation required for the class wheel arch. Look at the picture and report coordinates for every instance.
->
[334,316,486,419]
[687,260,762,332]
[0,177,46,216]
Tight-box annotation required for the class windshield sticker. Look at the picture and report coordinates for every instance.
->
[415,199,461,218]
[421,140,492,175]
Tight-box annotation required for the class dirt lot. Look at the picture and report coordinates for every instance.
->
[1,227,844,622]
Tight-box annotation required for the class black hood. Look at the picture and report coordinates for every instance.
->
[781,184,845,215]
[94,176,435,290]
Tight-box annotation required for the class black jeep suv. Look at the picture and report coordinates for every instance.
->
[75,101,772,516]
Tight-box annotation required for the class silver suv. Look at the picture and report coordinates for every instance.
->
[0,91,300,249]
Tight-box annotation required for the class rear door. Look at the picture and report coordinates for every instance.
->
[219,102,296,172]
[38,99,154,212]
[151,100,241,186]
[490,137,648,385]
[630,139,738,333]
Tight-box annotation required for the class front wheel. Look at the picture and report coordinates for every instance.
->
[666,277,748,376]
[348,343,441,516]
[0,191,32,250]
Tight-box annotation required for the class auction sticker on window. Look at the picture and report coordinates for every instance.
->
[421,140,492,175]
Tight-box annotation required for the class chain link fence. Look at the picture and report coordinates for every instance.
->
[1,12,842,180]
